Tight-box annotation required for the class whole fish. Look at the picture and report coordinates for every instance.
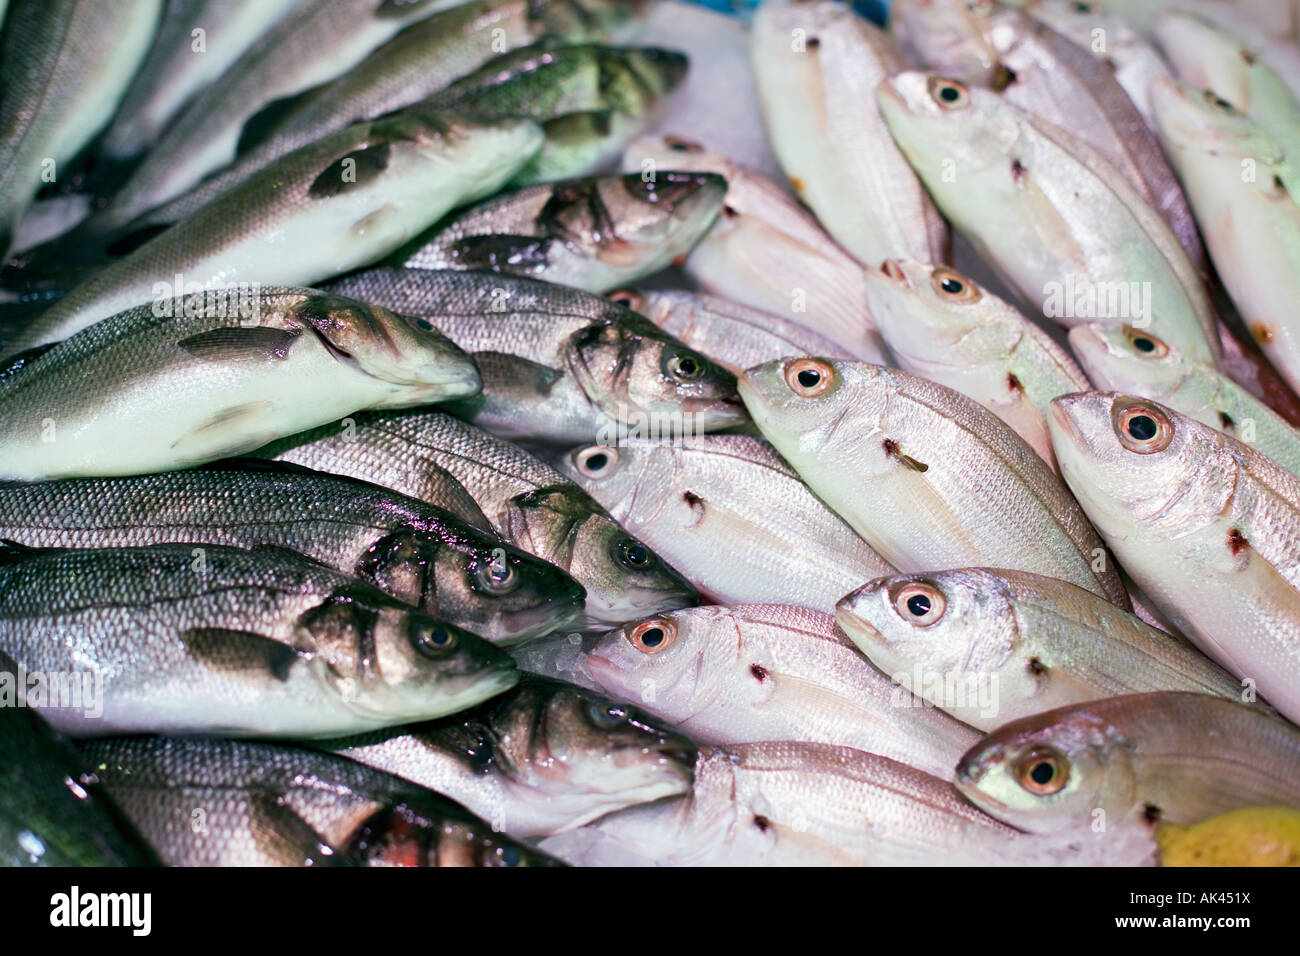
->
[541,741,1153,866]
[324,268,745,444]
[428,43,689,186]
[399,171,726,293]
[1069,322,1300,478]
[1048,391,1300,724]
[0,542,518,737]
[586,605,979,780]
[1150,77,1300,400]
[611,289,854,374]
[324,675,696,837]
[2,111,544,356]
[98,0,304,162]
[0,464,585,645]
[877,71,1222,366]
[80,736,561,866]
[1,699,158,866]
[740,359,1130,607]
[91,0,464,233]
[865,258,1090,468]
[751,0,948,268]
[265,410,700,625]
[558,435,893,609]
[0,289,480,480]
[836,568,1244,732]
[0,0,162,253]
[619,135,886,363]
[1155,11,1300,170]
[955,693,1300,835]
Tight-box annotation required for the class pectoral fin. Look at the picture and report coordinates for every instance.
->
[178,327,301,363]
[179,628,306,682]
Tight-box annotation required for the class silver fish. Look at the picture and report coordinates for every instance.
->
[0,288,480,479]
[558,435,893,609]
[586,604,979,780]
[0,543,517,738]
[740,359,1130,607]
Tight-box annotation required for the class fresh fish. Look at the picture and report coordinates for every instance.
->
[619,135,886,362]
[541,741,1154,865]
[1048,391,1300,724]
[0,464,586,645]
[751,0,948,267]
[399,171,726,293]
[865,259,1090,468]
[558,435,893,609]
[1150,77,1300,400]
[1069,323,1300,478]
[325,268,745,444]
[0,0,162,253]
[1156,11,1300,170]
[98,0,304,161]
[0,288,481,480]
[586,605,979,780]
[1,700,157,866]
[80,736,561,866]
[265,410,700,625]
[889,0,1002,86]
[610,289,855,374]
[323,675,696,837]
[740,359,1130,607]
[836,568,1244,732]
[428,43,690,186]
[2,111,544,355]
[955,692,1300,835]
[91,0,464,233]
[0,542,518,737]
[877,71,1222,366]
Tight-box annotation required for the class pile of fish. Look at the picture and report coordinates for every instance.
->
[1,0,1299,868]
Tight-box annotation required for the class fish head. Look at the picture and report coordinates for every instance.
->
[1149,76,1282,163]
[954,707,1139,834]
[836,569,1020,704]
[876,71,1016,172]
[286,293,481,403]
[562,442,642,506]
[356,527,587,646]
[605,46,690,107]
[620,133,735,183]
[566,314,746,435]
[1153,13,1255,113]
[587,607,721,715]
[1067,323,1194,396]
[888,0,1002,86]
[1048,391,1225,536]
[482,676,696,826]
[299,586,518,721]
[865,259,1006,359]
[504,487,699,624]
[345,802,564,866]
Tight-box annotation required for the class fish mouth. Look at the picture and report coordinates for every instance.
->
[1048,396,1087,448]
[498,599,585,646]
[832,605,885,650]
[585,652,622,692]
[877,259,910,286]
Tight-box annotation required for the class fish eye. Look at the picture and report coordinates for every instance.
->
[665,349,706,381]
[575,445,618,478]
[928,76,971,110]
[627,618,677,654]
[1070,1,1092,12]
[414,317,434,331]
[475,558,519,595]
[1015,747,1069,796]
[413,621,457,657]
[585,699,629,729]
[783,358,835,398]
[608,289,644,311]
[614,538,656,570]
[1124,327,1168,358]
[1113,401,1175,454]
[1203,90,1237,113]
[930,267,980,302]
[487,844,525,867]
[664,135,702,153]
[892,582,946,627]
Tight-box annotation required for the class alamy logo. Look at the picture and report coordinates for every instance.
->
[49,886,151,936]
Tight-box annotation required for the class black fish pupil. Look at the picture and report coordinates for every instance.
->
[622,542,650,566]
[641,627,665,648]
[1133,337,1156,353]
[1030,761,1055,785]
[941,278,963,294]
[940,86,961,102]
[586,452,609,471]
[428,627,449,646]
[906,594,931,616]
[1128,415,1158,441]
[797,369,822,388]
[676,357,699,376]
